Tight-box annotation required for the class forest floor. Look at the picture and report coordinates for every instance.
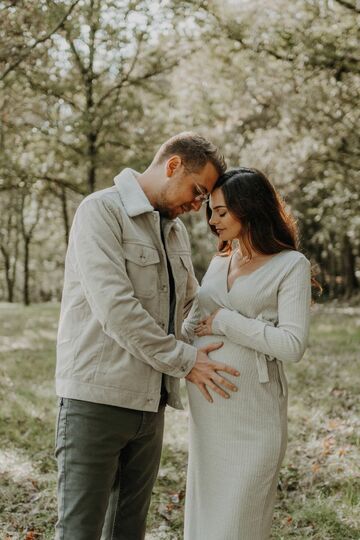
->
[0,302,359,539]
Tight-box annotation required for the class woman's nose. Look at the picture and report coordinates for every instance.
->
[209,214,217,225]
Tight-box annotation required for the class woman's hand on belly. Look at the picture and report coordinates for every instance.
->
[195,308,220,336]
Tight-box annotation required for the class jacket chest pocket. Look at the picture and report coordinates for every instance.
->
[170,253,192,291]
[124,243,160,299]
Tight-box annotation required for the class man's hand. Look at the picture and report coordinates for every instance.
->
[186,342,240,403]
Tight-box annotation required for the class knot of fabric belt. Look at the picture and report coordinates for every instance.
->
[255,351,287,397]
[254,314,286,397]
[255,350,272,383]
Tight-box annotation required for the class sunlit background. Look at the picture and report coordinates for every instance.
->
[0,3,359,538]
[0,0,359,304]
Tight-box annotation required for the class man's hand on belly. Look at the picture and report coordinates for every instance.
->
[186,344,240,403]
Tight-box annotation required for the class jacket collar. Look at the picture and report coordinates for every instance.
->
[114,168,154,217]
[114,167,180,231]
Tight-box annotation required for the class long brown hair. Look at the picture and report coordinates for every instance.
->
[206,167,321,295]
[206,167,298,257]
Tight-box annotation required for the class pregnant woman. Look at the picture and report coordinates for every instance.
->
[183,167,313,540]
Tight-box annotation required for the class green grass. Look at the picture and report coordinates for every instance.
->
[0,303,359,539]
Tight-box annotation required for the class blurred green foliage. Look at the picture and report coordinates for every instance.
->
[0,0,359,302]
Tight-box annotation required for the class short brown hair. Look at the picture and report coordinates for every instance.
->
[154,131,226,176]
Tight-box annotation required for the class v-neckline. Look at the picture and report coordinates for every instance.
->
[226,250,287,293]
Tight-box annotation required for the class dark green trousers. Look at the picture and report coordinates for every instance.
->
[55,398,165,540]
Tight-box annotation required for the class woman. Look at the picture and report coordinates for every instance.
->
[183,167,313,540]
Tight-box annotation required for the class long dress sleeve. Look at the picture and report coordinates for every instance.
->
[212,256,311,363]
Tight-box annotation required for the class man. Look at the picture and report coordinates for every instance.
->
[55,132,239,539]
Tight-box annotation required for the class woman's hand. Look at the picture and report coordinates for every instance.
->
[194,308,220,336]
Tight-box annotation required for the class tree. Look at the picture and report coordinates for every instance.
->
[0,0,81,81]
[0,191,21,302]
[172,0,360,295]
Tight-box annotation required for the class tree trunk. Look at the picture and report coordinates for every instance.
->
[87,131,97,193]
[86,2,98,194]
[328,251,337,299]
[342,235,358,298]
[6,258,15,303]
[1,248,13,302]
[60,185,70,245]
[23,237,30,306]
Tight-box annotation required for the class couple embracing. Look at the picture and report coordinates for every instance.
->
[55,132,312,540]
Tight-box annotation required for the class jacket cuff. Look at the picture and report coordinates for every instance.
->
[177,342,197,377]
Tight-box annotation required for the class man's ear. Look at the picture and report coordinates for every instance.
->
[165,155,182,178]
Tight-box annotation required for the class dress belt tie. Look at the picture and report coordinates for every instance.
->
[254,313,287,397]
[255,351,287,397]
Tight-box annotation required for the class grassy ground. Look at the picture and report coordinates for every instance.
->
[0,302,359,539]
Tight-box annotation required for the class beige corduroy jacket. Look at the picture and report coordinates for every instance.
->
[55,168,198,412]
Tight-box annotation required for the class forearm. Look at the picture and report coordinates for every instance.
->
[212,309,309,362]
[212,257,311,363]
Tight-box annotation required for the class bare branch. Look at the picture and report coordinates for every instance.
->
[96,139,132,150]
[96,33,145,109]
[19,69,83,112]
[334,0,360,13]
[0,0,82,81]
[66,35,87,77]
[37,175,86,195]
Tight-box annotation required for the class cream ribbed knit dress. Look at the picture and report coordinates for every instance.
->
[183,250,311,540]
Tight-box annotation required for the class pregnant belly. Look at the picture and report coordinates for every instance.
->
[189,335,286,440]
[193,333,254,367]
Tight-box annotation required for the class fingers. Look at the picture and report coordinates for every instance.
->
[212,373,238,393]
[201,342,224,353]
[198,384,213,403]
[195,324,210,336]
[208,380,230,399]
[213,362,240,377]
[193,381,229,402]
[196,330,210,336]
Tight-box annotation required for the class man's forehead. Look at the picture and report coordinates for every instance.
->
[197,162,219,192]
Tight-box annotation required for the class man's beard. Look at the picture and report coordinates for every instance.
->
[157,206,178,220]
[155,186,178,219]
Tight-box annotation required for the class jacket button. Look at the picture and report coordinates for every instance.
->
[161,285,168,292]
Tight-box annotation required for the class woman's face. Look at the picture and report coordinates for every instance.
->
[208,188,242,242]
